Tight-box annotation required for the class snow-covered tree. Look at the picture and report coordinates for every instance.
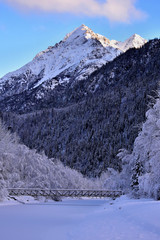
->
[0,120,101,201]
[130,156,144,196]
[117,149,132,193]
[119,96,160,199]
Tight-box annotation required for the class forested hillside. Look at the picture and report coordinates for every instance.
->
[0,120,101,200]
[1,39,160,177]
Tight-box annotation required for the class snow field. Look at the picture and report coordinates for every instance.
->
[0,196,160,240]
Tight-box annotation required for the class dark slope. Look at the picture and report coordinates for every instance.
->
[1,39,160,177]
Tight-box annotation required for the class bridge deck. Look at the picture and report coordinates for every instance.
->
[7,188,122,198]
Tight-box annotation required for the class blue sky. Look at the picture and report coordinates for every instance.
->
[0,0,159,77]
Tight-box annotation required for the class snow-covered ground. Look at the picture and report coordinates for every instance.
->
[0,196,160,240]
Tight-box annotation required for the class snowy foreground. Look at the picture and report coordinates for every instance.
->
[0,196,160,240]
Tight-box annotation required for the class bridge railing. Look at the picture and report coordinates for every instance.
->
[7,188,123,198]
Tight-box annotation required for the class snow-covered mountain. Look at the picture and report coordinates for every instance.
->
[110,34,147,52]
[1,38,159,176]
[0,25,146,102]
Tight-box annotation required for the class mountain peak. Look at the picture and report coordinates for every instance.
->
[124,34,147,51]
[63,24,110,47]
[64,25,147,52]
[129,33,145,41]
[63,24,92,41]
[132,33,141,38]
[110,33,147,52]
[0,25,147,102]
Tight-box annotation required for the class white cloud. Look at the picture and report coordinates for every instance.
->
[2,0,146,23]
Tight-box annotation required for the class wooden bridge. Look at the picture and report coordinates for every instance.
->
[7,188,122,199]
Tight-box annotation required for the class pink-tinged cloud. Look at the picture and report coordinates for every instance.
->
[2,0,146,23]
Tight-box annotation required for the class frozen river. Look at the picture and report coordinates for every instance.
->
[0,197,160,240]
